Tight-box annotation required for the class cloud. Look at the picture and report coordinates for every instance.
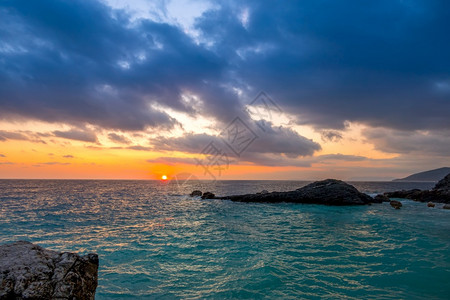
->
[0,162,14,165]
[195,0,450,131]
[63,155,74,158]
[53,128,98,143]
[0,130,29,141]
[146,157,197,165]
[316,154,367,162]
[150,121,321,166]
[0,130,46,143]
[0,0,449,166]
[0,0,217,131]
[147,152,370,168]
[127,145,152,151]
[152,123,320,158]
[0,154,5,157]
[321,131,343,142]
[108,133,130,144]
[362,128,450,156]
[40,162,71,166]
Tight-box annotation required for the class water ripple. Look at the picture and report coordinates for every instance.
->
[0,180,449,299]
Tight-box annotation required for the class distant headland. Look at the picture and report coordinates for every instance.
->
[393,167,450,182]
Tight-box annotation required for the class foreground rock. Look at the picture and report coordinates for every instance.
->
[384,173,450,203]
[210,179,374,205]
[0,241,98,299]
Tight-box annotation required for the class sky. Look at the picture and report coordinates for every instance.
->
[0,0,449,180]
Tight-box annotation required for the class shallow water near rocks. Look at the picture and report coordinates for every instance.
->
[1,180,449,299]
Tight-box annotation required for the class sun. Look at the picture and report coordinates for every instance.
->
[161,175,168,180]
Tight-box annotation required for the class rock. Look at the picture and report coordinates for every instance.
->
[0,241,98,299]
[390,200,402,209]
[427,202,435,207]
[201,192,215,199]
[260,190,269,194]
[384,173,450,204]
[443,204,450,210]
[433,173,450,192]
[190,190,202,197]
[215,179,374,205]
[373,194,390,203]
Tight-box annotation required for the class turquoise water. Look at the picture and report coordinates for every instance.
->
[0,180,449,299]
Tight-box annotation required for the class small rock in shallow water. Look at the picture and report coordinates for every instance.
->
[190,190,202,197]
[443,204,450,209]
[427,202,435,207]
[390,200,402,209]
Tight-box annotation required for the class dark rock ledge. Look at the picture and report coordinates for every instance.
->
[194,179,376,205]
[0,241,98,299]
[382,173,450,204]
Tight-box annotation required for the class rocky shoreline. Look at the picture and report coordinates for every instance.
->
[381,173,450,204]
[0,241,98,299]
[192,174,450,208]
[192,179,377,205]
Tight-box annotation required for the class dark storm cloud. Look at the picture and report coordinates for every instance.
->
[0,0,225,130]
[1,0,449,136]
[195,0,450,130]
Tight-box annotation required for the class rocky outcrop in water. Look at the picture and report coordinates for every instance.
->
[390,200,402,209]
[384,173,450,203]
[0,241,98,299]
[207,179,374,205]
[374,194,390,203]
[189,190,202,197]
[201,192,215,199]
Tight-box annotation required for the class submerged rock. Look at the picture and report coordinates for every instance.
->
[190,190,202,197]
[390,200,402,209]
[384,173,450,203]
[0,241,98,299]
[427,202,435,207]
[213,179,374,205]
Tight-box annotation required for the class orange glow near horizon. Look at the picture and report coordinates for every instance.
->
[0,120,408,180]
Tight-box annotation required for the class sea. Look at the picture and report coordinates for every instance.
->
[0,179,449,299]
